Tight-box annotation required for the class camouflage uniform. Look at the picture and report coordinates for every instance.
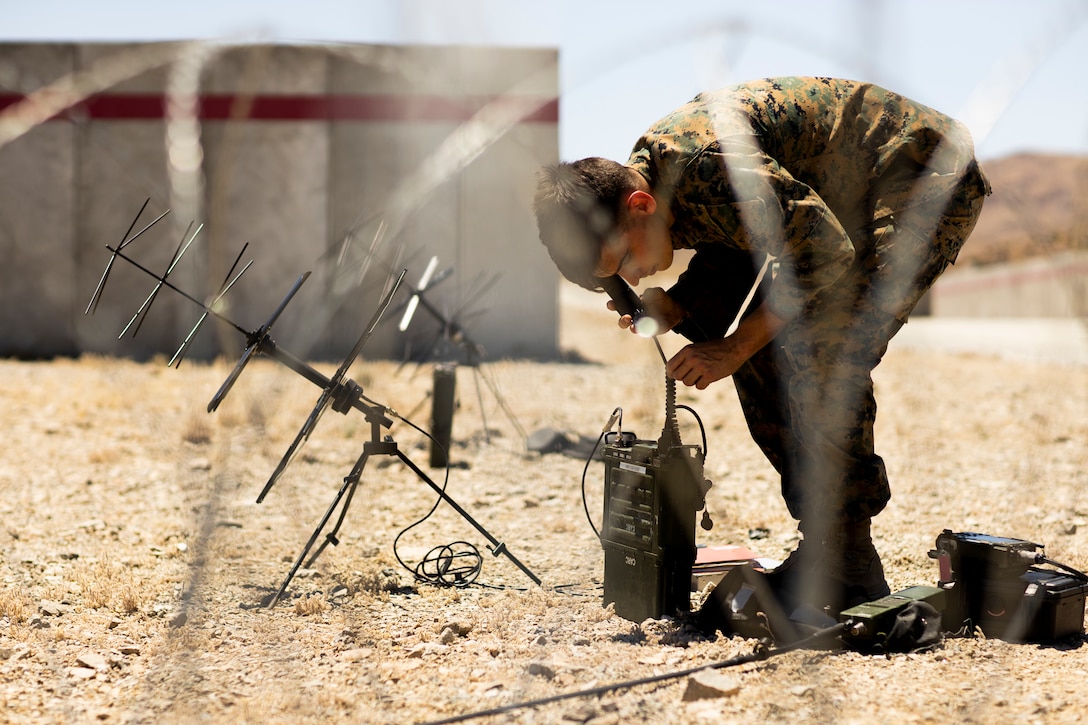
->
[626,77,990,525]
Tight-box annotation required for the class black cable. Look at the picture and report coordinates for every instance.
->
[580,431,606,541]
[1039,557,1088,583]
[415,541,483,587]
[579,407,622,541]
[383,405,534,591]
[416,622,848,725]
[385,407,461,586]
[676,403,708,457]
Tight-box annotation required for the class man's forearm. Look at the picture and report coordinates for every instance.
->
[665,300,790,388]
[729,299,789,359]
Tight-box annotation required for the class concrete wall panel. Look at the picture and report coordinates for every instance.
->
[932,252,1088,318]
[75,122,179,360]
[326,117,461,362]
[0,44,77,357]
[460,123,560,359]
[200,45,331,361]
[326,44,560,362]
[73,43,195,359]
[76,42,174,93]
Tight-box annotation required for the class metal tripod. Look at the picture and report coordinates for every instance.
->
[267,391,541,607]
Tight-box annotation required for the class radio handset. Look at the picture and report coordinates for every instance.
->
[597,275,659,338]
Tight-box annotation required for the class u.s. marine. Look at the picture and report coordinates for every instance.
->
[533,76,990,614]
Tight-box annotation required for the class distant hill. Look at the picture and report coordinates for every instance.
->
[959,153,1088,266]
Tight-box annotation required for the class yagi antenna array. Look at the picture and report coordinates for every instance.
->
[85,199,539,605]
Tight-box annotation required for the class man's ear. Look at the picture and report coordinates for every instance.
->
[624,190,657,217]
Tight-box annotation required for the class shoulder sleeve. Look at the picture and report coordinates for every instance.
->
[675,139,855,320]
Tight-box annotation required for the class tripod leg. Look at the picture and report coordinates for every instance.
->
[395,449,541,586]
[303,474,363,569]
[267,468,364,608]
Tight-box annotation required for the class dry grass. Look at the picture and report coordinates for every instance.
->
[0,588,33,625]
[293,594,329,616]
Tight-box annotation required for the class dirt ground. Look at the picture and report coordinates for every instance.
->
[1,282,1087,725]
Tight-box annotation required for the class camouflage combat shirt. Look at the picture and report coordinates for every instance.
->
[625,76,982,321]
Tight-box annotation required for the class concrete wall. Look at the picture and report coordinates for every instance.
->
[931,251,1088,318]
[0,44,79,356]
[0,42,559,362]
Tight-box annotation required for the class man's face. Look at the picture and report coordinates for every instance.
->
[595,207,673,286]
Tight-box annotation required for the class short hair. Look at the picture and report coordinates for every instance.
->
[532,158,634,290]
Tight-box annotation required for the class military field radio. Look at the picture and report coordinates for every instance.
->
[597,275,713,623]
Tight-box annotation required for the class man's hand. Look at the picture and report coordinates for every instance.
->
[667,300,789,389]
[667,338,749,389]
[605,287,683,335]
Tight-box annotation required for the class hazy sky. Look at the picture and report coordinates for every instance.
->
[3,0,1086,162]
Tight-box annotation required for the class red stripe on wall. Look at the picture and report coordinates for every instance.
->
[0,93,559,123]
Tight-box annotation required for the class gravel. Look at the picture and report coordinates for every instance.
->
[0,304,1085,724]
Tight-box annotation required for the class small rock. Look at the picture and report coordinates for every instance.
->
[682,670,741,701]
[189,458,212,471]
[561,705,598,722]
[407,643,449,658]
[445,620,474,636]
[69,667,98,680]
[338,648,373,662]
[39,600,65,617]
[77,652,110,671]
[527,661,556,680]
[439,627,457,645]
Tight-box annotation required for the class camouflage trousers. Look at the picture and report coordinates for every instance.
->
[731,162,990,526]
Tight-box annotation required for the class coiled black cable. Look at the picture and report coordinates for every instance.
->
[415,541,483,587]
[379,401,486,588]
